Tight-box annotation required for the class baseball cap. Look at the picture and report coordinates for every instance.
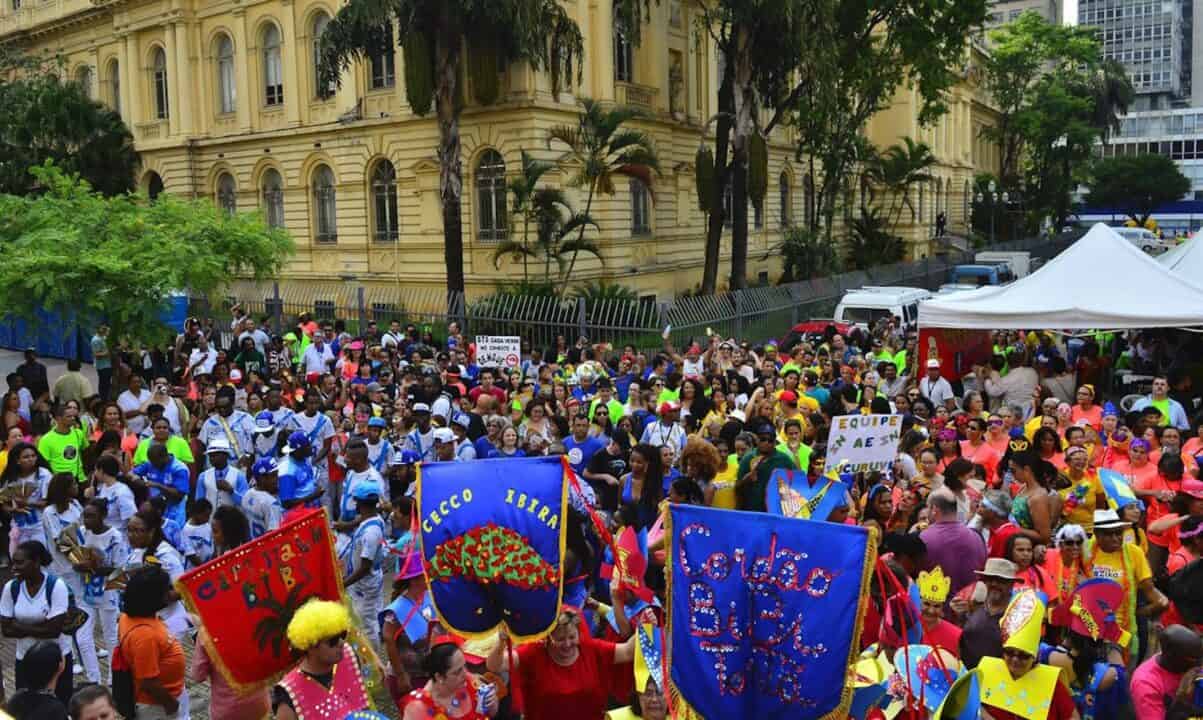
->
[779,390,798,405]
[433,428,455,444]
[205,437,233,455]
[658,401,681,415]
[754,422,776,437]
[351,481,383,502]
[451,413,471,430]
[281,431,311,454]
[926,359,941,369]
[253,411,275,433]
[367,417,387,429]
[412,403,431,414]
[252,457,279,477]
[366,382,384,393]
[390,449,422,466]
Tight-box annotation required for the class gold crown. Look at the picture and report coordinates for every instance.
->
[918,567,952,604]
[1009,438,1031,453]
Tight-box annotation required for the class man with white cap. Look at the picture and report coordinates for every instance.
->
[1087,508,1167,654]
[450,413,477,462]
[431,427,458,462]
[198,385,256,468]
[252,410,280,461]
[919,358,956,411]
[196,436,248,509]
[403,403,436,462]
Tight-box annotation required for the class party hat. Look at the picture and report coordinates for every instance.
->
[918,567,952,605]
[633,623,665,693]
[1098,468,1141,511]
[1000,588,1045,657]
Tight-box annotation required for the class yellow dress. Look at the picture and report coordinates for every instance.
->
[711,454,738,509]
[977,657,1063,720]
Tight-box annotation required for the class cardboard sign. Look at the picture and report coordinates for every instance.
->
[475,336,521,368]
[827,414,903,474]
[175,508,344,690]
[918,328,993,382]
[668,505,875,718]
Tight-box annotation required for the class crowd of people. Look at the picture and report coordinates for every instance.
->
[0,312,1202,719]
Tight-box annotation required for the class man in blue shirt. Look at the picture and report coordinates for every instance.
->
[278,431,324,510]
[563,414,605,476]
[132,443,190,527]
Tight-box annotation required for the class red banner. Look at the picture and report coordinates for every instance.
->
[918,327,993,382]
[176,508,344,690]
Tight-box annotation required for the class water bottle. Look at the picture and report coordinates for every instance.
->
[476,682,496,715]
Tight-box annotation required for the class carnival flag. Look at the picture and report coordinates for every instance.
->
[668,504,876,719]
[765,468,850,522]
[176,508,345,689]
[418,455,568,641]
[1099,468,1140,511]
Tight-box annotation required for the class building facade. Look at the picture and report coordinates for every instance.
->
[1078,0,1196,109]
[1098,107,1203,198]
[985,0,1064,29]
[0,0,1000,299]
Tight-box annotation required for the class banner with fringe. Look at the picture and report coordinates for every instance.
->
[176,508,350,690]
[418,455,568,642]
[666,505,876,719]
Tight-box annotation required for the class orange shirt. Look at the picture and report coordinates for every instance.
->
[1137,473,1184,549]
[961,440,1001,485]
[119,614,186,706]
[1071,404,1103,432]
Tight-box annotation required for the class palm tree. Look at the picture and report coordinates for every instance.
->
[547,98,660,279]
[863,137,937,233]
[491,151,555,283]
[1090,58,1134,146]
[317,1,585,300]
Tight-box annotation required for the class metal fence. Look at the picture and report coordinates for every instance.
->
[197,234,1074,353]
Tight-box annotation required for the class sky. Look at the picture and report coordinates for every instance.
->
[1064,0,1078,25]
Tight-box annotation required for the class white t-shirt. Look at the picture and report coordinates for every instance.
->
[920,375,956,408]
[180,521,214,567]
[347,516,386,591]
[189,347,218,376]
[238,329,271,355]
[302,343,335,375]
[80,525,129,610]
[41,501,83,578]
[242,489,283,538]
[117,388,153,435]
[97,481,137,532]
[0,575,71,658]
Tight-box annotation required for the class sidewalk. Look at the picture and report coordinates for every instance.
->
[0,348,99,392]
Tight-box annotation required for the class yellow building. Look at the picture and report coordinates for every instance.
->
[0,0,999,300]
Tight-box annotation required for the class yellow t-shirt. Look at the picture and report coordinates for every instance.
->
[1058,471,1103,533]
[711,454,739,509]
[1089,544,1150,636]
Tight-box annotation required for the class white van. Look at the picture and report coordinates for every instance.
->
[834,286,932,330]
[1114,227,1176,254]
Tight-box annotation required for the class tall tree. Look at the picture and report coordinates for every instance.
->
[0,163,294,345]
[788,0,988,256]
[861,137,937,234]
[1085,154,1190,226]
[0,50,138,197]
[317,0,585,299]
[546,98,660,280]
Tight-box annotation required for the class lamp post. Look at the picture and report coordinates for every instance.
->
[975,181,1009,245]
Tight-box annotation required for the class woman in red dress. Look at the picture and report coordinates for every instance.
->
[402,638,500,720]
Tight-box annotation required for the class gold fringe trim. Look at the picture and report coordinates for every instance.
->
[416,457,569,644]
[664,510,879,720]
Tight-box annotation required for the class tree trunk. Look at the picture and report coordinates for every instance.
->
[701,67,734,295]
[435,24,465,304]
[728,26,755,291]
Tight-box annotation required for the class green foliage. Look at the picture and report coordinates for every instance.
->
[788,0,987,246]
[771,226,841,283]
[403,31,434,115]
[861,137,936,231]
[0,51,138,197]
[747,133,767,212]
[1086,154,1190,225]
[570,279,639,303]
[695,145,714,212]
[845,207,905,270]
[468,38,501,106]
[0,163,295,346]
[490,279,559,298]
[547,98,660,278]
[982,11,1133,226]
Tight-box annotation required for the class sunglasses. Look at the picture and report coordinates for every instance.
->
[1060,539,1082,546]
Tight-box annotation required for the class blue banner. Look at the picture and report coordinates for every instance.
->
[418,456,568,642]
[765,469,850,522]
[667,505,875,719]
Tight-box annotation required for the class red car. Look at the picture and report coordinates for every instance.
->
[780,321,852,352]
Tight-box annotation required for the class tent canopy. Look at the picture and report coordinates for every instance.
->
[1158,236,1200,276]
[917,223,1203,330]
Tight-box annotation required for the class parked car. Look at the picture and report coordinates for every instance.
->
[1113,226,1176,254]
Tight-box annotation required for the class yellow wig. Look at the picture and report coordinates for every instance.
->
[286,599,351,651]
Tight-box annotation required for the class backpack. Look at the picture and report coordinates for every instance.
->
[9,573,88,634]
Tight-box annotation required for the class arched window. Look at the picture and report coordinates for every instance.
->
[476,150,507,242]
[216,173,237,215]
[107,60,121,115]
[312,164,337,243]
[261,168,285,228]
[75,66,93,98]
[369,22,395,90]
[146,172,164,200]
[152,48,169,119]
[371,160,399,242]
[614,13,634,83]
[313,12,334,99]
[216,34,236,114]
[630,178,651,235]
[263,24,284,106]
[779,172,791,227]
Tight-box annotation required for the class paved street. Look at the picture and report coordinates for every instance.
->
[0,348,99,394]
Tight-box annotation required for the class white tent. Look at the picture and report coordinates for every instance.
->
[1158,236,1201,276]
[918,223,1203,330]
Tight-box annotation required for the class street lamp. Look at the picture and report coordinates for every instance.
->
[975,182,1009,245]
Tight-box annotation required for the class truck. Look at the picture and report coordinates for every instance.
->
[833,286,932,331]
[947,263,1015,287]
[974,251,1032,278]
